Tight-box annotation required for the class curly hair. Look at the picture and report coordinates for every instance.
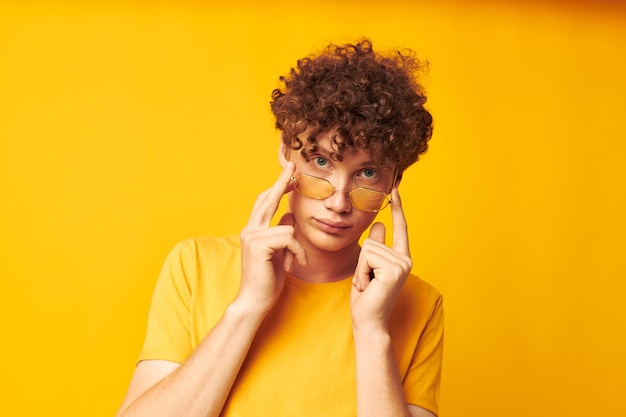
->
[270,39,433,172]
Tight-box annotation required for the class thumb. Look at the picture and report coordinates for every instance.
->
[278,212,295,227]
[368,222,386,244]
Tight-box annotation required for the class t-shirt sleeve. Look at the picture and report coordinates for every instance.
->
[404,294,444,416]
[137,240,197,364]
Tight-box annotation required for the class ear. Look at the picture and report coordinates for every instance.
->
[278,133,289,168]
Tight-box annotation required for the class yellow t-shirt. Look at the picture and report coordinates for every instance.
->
[139,236,444,416]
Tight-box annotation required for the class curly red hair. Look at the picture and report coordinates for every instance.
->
[270,39,433,172]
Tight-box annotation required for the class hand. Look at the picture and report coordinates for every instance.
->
[350,187,413,331]
[238,162,307,313]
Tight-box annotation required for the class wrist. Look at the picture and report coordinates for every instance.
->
[351,313,390,335]
[352,324,391,346]
[227,296,271,327]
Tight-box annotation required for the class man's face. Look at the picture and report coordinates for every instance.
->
[287,134,396,254]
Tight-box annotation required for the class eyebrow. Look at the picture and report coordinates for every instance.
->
[314,144,377,168]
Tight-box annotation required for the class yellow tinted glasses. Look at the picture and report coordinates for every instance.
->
[290,173,395,212]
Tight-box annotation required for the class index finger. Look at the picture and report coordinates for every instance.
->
[248,161,295,226]
[390,186,410,256]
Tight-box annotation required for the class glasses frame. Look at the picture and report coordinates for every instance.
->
[288,150,398,213]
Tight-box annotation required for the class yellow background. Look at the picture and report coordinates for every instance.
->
[1,1,624,415]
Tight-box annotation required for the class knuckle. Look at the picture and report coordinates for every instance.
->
[406,258,413,270]
[390,263,404,277]
[240,228,259,245]
[397,255,412,272]
[240,232,252,246]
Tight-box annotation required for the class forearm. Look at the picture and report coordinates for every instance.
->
[118,299,267,417]
[353,327,411,417]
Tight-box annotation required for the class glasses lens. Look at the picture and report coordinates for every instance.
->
[350,188,389,212]
[293,175,334,199]
[292,175,391,212]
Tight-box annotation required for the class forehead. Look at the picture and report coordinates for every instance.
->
[305,135,376,166]
[295,128,379,166]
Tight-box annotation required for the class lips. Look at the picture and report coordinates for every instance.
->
[314,218,351,234]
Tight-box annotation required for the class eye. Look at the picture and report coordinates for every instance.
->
[312,156,331,170]
[359,168,379,180]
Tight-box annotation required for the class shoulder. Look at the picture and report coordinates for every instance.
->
[403,274,442,305]
[156,235,242,304]
[168,235,241,263]
[394,274,443,323]
[159,235,241,287]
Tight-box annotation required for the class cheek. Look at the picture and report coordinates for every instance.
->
[353,212,378,232]
[287,192,308,216]
[287,192,296,211]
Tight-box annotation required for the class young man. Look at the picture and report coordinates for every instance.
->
[117,39,443,417]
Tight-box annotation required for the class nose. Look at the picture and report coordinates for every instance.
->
[324,190,352,213]
[323,179,353,213]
